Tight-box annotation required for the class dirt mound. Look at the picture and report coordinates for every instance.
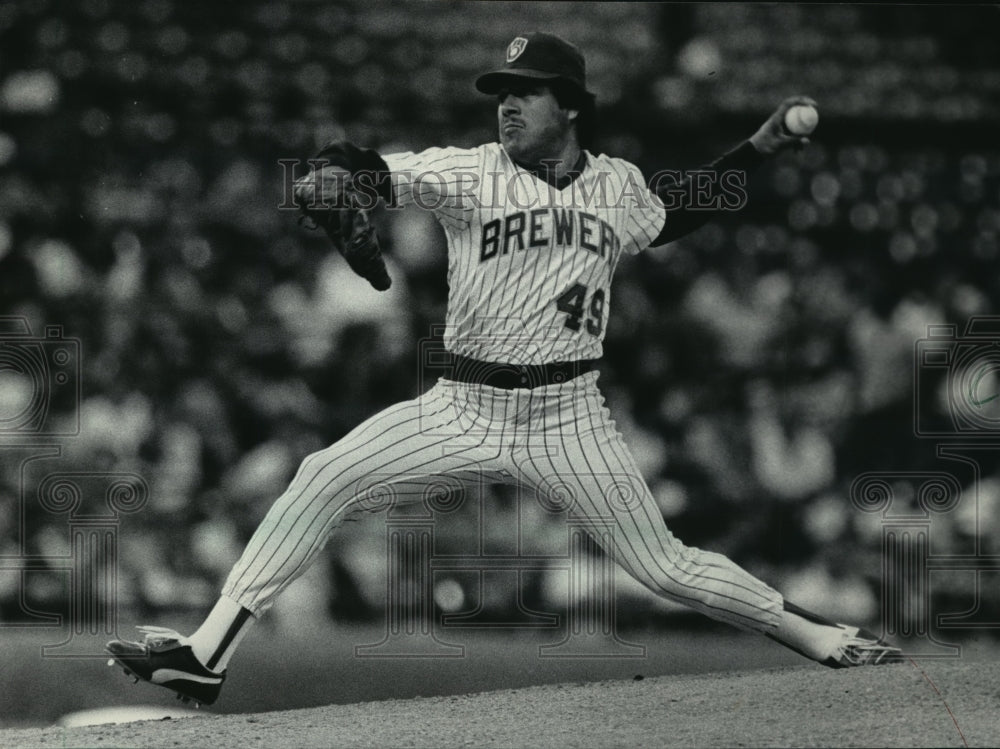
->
[3,660,993,748]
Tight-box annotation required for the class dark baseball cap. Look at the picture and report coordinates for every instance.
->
[476,32,589,95]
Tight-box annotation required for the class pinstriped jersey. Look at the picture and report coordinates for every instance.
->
[382,143,666,365]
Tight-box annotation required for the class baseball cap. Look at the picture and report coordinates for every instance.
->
[475,32,589,96]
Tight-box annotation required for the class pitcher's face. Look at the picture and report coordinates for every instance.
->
[497,82,577,166]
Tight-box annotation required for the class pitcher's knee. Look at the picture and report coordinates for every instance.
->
[299,444,377,489]
[271,453,364,515]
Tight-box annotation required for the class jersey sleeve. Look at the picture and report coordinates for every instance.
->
[616,159,668,256]
[381,146,485,226]
[648,140,766,247]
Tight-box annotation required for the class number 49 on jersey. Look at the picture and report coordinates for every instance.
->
[557,283,605,336]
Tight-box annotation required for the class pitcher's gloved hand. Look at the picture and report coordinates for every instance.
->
[293,165,391,291]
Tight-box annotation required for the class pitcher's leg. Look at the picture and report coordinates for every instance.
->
[223,387,489,616]
[196,386,493,672]
[523,454,783,633]
[524,448,899,665]
[519,380,898,666]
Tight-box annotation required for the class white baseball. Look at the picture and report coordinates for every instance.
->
[784,104,818,136]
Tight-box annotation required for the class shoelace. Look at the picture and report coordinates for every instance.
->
[834,636,895,666]
[136,625,188,647]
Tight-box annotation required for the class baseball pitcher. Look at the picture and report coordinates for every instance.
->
[107,32,900,707]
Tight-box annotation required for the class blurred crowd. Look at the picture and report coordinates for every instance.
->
[1,1,999,633]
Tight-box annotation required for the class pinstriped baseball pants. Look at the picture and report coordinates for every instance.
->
[222,371,784,633]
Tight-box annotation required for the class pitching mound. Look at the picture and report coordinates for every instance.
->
[3,659,995,748]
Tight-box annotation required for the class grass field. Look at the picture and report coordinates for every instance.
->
[3,622,998,747]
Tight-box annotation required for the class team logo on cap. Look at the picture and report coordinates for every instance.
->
[506,37,528,63]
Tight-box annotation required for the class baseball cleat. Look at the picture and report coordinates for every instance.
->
[822,625,902,668]
[105,626,225,706]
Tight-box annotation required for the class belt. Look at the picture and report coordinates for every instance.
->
[446,354,596,390]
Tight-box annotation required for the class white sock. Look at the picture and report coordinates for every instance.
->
[773,609,846,661]
[189,595,256,672]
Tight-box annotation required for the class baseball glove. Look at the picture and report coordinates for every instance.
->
[294,167,392,291]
